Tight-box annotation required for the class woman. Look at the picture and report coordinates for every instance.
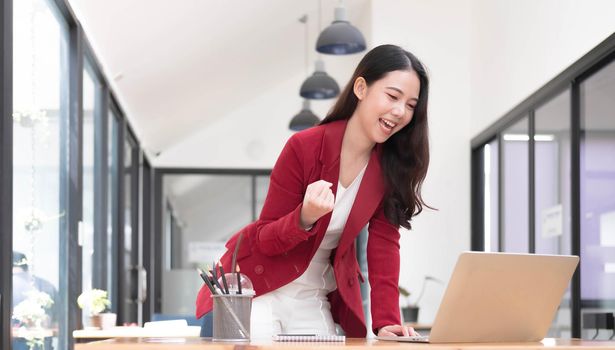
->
[196,44,430,338]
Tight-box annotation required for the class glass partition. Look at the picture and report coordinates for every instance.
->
[81,61,98,324]
[580,59,615,340]
[534,89,572,337]
[121,134,139,324]
[483,139,499,252]
[535,90,572,256]
[502,117,530,253]
[107,110,120,313]
[159,174,266,317]
[12,0,68,347]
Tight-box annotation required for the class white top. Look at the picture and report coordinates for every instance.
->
[276,163,368,296]
[250,164,368,336]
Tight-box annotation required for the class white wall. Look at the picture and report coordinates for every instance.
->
[370,0,473,323]
[470,0,615,137]
[153,4,372,168]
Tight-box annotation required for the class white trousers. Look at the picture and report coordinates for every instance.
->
[249,260,338,338]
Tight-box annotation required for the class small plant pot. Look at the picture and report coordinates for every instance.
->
[401,306,419,323]
[90,313,117,329]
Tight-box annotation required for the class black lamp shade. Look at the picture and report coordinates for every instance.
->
[316,6,366,55]
[299,60,340,99]
[289,101,320,131]
[300,72,340,99]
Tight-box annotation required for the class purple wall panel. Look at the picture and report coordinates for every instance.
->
[535,141,562,254]
[504,141,529,252]
[581,134,615,300]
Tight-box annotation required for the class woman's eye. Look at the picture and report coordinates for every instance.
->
[386,93,398,100]
[407,104,415,110]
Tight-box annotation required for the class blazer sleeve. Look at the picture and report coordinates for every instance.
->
[251,134,315,256]
[367,200,402,334]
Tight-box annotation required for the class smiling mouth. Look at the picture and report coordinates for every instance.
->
[379,118,397,131]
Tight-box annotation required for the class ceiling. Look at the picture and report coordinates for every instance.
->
[68,0,370,158]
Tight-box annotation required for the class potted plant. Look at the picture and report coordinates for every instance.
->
[12,290,54,350]
[77,289,115,329]
[399,275,444,323]
[398,286,419,323]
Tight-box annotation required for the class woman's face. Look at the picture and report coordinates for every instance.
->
[353,69,421,144]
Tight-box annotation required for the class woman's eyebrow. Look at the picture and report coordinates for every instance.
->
[386,86,418,102]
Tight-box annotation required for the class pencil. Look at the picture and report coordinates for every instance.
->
[198,268,217,295]
[236,265,242,295]
[218,261,230,294]
[207,264,225,294]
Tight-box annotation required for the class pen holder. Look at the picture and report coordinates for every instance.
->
[212,294,253,341]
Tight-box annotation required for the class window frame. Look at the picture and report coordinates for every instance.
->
[1,0,153,347]
[152,168,271,314]
[1,1,14,349]
[471,33,615,338]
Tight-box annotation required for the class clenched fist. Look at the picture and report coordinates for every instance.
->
[299,180,335,230]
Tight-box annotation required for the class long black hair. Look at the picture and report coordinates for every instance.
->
[320,44,430,229]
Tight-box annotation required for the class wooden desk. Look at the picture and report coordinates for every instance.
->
[75,337,615,349]
[73,326,201,343]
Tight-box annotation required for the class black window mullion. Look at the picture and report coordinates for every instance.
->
[570,81,581,339]
[471,146,485,251]
[108,109,119,313]
[142,158,152,322]
[115,110,126,324]
[59,21,84,350]
[0,0,13,349]
[137,150,143,325]
[529,111,536,254]
[153,170,163,313]
[130,139,139,323]
[69,21,84,346]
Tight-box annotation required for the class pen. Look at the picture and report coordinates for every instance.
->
[198,268,217,295]
[210,261,217,282]
[218,261,230,294]
[236,265,242,295]
[207,264,225,294]
[230,232,244,278]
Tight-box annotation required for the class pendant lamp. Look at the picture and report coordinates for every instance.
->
[299,59,340,99]
[289,15,321,131]
[316,3,366,55]
[289,100,320,131]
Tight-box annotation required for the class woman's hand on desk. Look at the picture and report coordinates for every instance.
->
[300,180,335,229]
[377,324,419,337]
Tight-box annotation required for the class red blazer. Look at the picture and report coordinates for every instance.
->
[195,120,402,337]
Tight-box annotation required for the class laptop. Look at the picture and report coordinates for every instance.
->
[376,252,579,343]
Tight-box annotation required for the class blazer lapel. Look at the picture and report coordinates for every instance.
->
[319,121,346,197]
[335,145,385,263]
[312,119,386,261]
[310,120,346,252]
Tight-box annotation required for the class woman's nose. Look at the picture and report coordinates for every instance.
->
[391,104,404,117]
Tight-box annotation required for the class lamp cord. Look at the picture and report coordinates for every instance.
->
[305,15,308,76]
[318,0,322,60]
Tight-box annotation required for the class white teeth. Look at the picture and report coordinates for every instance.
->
[380,118,396,129]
